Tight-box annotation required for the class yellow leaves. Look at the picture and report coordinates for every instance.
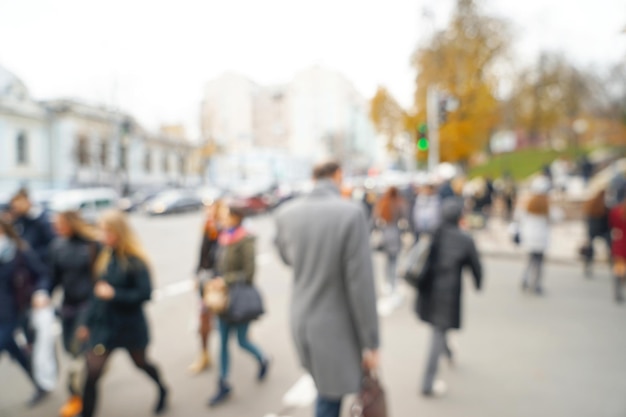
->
[411,0,509,163]
[369,86,406,151]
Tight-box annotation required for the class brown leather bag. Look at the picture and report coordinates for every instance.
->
[203,280,229,314]
[351,369,388,417]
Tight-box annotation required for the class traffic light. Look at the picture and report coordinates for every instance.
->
[417,123,428,151]
[438,99,448,125]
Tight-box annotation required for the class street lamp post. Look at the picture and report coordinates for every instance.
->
[426,86,440,173]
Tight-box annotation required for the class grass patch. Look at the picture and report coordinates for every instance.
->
[469,148,583,180]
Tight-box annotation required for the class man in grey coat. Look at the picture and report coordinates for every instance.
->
[417,199,482,396]
[275,161,380,417]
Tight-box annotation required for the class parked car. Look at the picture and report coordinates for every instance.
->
[119,188,165,212]
[48,188,119,224]
[227,184,275,216]
[144,190,204,215]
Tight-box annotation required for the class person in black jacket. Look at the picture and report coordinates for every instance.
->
[0,219,50,406]
[416,199,482,397]
[9,189,56,349]
[10,189,56,264]
[189,200,223,374]
[75,210,168,417]
[49,211,101,417]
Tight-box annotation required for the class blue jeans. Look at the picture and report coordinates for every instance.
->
[386,253,398,291]
[315,396,342,417]
[0,320,31,376]
[218,318,264,379]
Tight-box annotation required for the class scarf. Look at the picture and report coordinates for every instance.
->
[218,226,248,246]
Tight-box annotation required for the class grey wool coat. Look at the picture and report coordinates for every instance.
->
[417,201,483,330]
[275,181,380,398]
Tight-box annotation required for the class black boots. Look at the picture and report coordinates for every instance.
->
[154,386,168,414]
[258,358,270,382]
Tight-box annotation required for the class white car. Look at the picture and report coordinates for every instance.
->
[49,188,119,224]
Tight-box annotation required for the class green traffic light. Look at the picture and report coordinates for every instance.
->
[417,138,429,151]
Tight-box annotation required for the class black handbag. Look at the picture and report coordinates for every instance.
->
[225,281,264,324]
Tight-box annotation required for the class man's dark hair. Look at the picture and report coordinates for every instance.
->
[313,161,341,180]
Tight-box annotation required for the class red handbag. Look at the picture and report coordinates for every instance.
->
[351,369,388,417]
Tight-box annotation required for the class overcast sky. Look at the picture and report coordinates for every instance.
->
[0,0,624,139]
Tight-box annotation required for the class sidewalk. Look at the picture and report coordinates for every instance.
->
[471,218,606,265]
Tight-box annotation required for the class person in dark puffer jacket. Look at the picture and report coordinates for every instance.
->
[10,189,56,265]
[49,211,101,417]
[0,218,50,406]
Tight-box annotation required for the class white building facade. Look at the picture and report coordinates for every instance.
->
[0,66,198,195]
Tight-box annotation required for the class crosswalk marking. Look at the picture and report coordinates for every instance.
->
[282,374,317,408]
[152,253,272,301]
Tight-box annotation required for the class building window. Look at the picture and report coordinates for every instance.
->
[179,155,186,175]
[162,153,169,173]
[100,140,108,167]
[16,132,28,165]
[76,135,90,166]
[144,150,152,173]
[119,145,127,170]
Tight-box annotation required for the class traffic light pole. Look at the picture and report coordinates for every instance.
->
[426,86,440,173]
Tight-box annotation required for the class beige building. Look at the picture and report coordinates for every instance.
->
[200,67,378,181]
[253,85,290,149]
[200,72,257,153]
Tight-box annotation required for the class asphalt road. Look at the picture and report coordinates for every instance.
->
[1,212,625,417]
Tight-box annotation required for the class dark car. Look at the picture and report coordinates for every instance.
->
[119,188,165,212]
[144,190,204,215]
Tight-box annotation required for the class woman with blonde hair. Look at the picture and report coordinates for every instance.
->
[76,210,168,417]
[520,177,552,295]
[49,211,101,417]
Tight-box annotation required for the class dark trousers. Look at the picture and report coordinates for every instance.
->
[522,252,545,292]
[615,275,625,303]
[583,231,611,275]
[61,313,87,395]
[0,320,32,379]
[422,326,451,393]
[17,311,35,346]
[315,396,342,417]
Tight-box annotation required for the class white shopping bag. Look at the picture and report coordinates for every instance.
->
[31,306,58,391]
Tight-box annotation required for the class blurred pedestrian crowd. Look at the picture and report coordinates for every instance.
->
[1,154,625,417]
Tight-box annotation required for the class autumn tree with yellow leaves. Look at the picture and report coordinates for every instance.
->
[511,52,593,147]
[412,0,511,163]
[369,86,407,153]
